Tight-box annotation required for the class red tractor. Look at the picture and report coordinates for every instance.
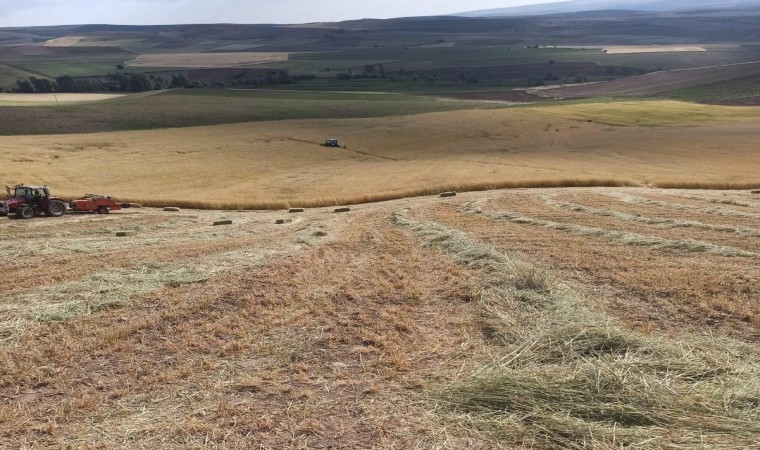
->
[1,184,67,219]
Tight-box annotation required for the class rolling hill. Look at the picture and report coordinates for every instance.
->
[458,0,760,16]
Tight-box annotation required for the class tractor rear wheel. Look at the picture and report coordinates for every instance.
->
[16,206,34,220]
[46,200,67,217]
[97,206,109,214]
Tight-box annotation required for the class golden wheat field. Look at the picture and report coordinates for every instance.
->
[1,101,759,209]
[1,186,759,448]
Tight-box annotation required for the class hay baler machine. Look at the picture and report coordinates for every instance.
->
[1,184,67,219]
[69,194,132,214]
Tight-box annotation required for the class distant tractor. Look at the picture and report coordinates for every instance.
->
[323,138,341,148]
[0,184,67,219]
[69,194,132,214]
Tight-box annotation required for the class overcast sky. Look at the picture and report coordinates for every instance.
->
[0,0,559,27]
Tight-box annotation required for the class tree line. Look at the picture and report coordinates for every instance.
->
[11,70,302,93]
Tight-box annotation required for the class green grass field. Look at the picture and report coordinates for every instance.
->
[664,74,760,102]
[0,64,39,90]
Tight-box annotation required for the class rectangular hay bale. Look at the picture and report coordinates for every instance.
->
[440,191,457,197]
[334,207,350,213]
[288,208,305,213]
[115,231,132,237]
[213,220,233,226]
[276,218,293,224]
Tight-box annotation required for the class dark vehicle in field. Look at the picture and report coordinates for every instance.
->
[0,185,67,219]
[323,138,341,147]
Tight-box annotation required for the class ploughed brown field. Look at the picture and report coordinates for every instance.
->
[2,187,759,448]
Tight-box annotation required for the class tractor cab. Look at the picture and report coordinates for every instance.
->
[323,138,341,147]
[13,185,48,203]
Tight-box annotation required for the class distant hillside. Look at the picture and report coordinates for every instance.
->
[532,61,760,100]
[459,0,760,16]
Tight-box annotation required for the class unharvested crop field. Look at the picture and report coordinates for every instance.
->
[1,187,758,448]
[126,52,290,68]
[0,100,759,207]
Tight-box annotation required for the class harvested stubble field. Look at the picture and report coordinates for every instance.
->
[1,100,759,208]
[1,187,759,448]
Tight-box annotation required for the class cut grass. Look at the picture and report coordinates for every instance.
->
[391,209,760,448]
[608,192,760,219]
[0,225,327,343]
[653,181,760,190]
[463,202,756,257]
[542,194,760,237]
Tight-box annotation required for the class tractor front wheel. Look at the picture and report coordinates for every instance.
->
[97,206,109,214]
[16,206,34,220]
[46,200,67,217]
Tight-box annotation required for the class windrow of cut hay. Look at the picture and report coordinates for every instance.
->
[652,181,760,190]
[541,194,760,237]
[462,201,756,257]
[390,210,760,449]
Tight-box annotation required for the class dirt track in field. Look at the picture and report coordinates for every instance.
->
[1,187,759,447]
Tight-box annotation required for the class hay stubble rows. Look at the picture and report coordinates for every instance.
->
[1,187,759,447]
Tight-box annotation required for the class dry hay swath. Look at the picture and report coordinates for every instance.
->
[391,209,760,449]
